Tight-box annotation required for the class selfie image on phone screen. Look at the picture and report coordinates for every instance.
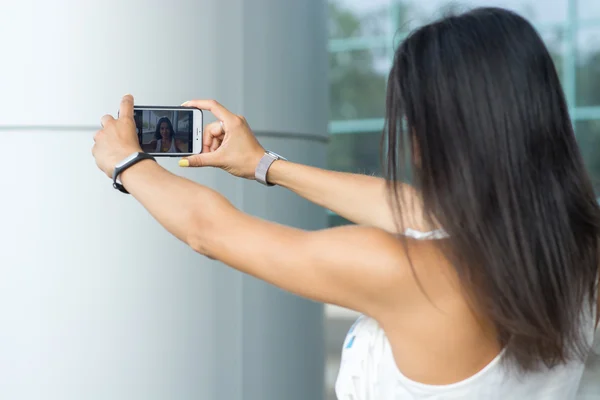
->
[133,106,202,156]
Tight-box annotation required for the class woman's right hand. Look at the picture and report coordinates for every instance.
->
[178,99,266,180]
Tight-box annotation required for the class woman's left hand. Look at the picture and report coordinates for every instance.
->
[92,94,143,177]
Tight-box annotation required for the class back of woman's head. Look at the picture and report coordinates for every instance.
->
[385,7,600,372]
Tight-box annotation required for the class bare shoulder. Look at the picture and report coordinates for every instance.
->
[298,224,457,316]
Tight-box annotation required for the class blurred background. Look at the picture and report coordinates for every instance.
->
[0,0,599,399]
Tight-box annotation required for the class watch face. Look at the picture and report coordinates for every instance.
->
[116,152,140,168]
[266,151,287,161]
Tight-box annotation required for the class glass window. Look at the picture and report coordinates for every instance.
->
[576,27,600,107]
[329,0,393,39]
[399,0,567,31]
[576,120,600,192]
[330,48,390,121]
[328,132,384,175]
[542,28,567,80]
[578,0,600,21]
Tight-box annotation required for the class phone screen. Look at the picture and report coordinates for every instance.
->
[134,108,195,154]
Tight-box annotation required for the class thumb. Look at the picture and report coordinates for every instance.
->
[179,151,222,168]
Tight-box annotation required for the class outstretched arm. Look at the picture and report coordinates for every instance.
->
[179,99,432,234]
[123,160,406,314]
[266,160,429,233]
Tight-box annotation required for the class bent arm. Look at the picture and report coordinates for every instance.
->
[120,160,407,316]
[266,160,431,234]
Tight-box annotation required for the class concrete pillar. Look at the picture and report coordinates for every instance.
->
[0,1,327,399]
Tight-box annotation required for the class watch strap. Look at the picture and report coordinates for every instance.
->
[112,152,156,194]
[255,151,286,186]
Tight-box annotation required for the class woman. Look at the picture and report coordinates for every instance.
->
[93,7,599,399]
[150,116,182,153]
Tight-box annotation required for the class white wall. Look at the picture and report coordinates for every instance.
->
[0,1,328,399]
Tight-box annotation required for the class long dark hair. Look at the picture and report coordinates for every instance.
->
[385,7,600,372]
[154,117,175,140]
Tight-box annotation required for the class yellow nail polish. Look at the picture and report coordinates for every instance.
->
[179,159,190,167]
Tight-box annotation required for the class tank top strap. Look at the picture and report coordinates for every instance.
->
[400,228,449,240]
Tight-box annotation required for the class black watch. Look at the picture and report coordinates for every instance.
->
[112,152,156,194]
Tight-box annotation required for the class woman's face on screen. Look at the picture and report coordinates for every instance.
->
[160,122,171,140]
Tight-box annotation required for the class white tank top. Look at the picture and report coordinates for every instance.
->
[335,229,600,400]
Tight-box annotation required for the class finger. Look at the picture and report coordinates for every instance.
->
[210,137,222,152]
[181,99,234,123]
[202,121,224,145]
[100,114,114,128]
[119,94,134,119]
[93,129,102,142]
[179,150,221,168]
[201,121,224,153]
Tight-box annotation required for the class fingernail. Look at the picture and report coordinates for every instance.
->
[181,101,189,106]
[178,159,190,167]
